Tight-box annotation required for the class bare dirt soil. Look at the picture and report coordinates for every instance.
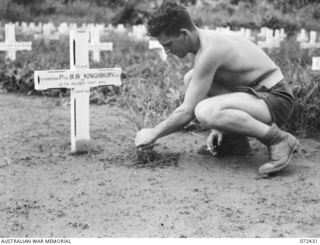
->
[1,93,320,238]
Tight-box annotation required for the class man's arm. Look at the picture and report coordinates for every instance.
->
[135,47,223,147]
[154,48,222,137]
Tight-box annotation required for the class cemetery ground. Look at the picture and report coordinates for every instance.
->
[1,93,320,238]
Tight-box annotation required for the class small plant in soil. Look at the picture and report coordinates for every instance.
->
[120,97,161,165]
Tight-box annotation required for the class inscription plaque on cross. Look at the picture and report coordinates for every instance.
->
[34,30,122,153]
[0,23,32,60]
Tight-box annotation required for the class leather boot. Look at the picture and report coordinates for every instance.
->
[258,124,299,176]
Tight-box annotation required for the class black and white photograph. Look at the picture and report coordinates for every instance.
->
[0,0,320,242]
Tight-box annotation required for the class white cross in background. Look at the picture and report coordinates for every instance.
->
[115,24,126,34]
[258,28,281,49]
[297,29,309,43]
[21,22,28,31]
[128,25,148,41]
[312,57,320,71]
[34,22,43,33]
[18,22,34,35]
[274,29,286,42]
[27,22,36,34]
[279,28,287,41]
[310,32,320,71]
[297,30,320,71]
[69,23,78,30]
[34,23,60,41]
[58,23,70,35]
[0,23,32,60]
[149,39,167,61]
[258,27,268,38]
[89,27,113,63]
[300,31,320,49]
[237,27,255,42]
[34,30,122,153]
[215,26,231,33]
[106,24,114,32]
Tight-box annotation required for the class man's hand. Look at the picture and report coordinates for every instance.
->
[206,129,223,155]
[135,128,157,149]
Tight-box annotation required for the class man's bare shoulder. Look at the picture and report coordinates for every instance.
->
[195,30,231,67]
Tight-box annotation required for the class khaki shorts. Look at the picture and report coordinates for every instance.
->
[237,79,294,127]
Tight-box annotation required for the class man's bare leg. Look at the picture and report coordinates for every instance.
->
[194,92,272,138]
[194,92,299,176]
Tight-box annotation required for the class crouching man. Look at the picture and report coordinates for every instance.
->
[135,1,299,177]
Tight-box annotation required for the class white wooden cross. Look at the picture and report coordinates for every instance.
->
[115,24,126,34]
[69,23,78,30]
[298,31,320,71]
[258,27,268,38]
[89,27,113,63]
[34,30,122,153]
[237,28,255,42]
[35,22,43,33]
[21,22,28,32]
[215,26,231,33]
[128,25,148,41]
[27,22,36,34]
[258,28,280,49]
[297,29,309,43]
[34,23,59,41]
[149,40,167,61]
[106,24,114,32]
[274,29,286,42]
[279,28,287,41]
[58,23,69,36]
[0,23,32,60]
[300,31,320,49]
[245,29,256,42]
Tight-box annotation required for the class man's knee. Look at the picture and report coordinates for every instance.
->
[194,100,221,127]
[195,99,244,129]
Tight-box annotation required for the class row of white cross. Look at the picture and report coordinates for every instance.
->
[0,22,143,40]
[3,21,315,46]
[1,22,320,74]
[2,21,320,48]
[0,23,112,62]
[0,24,319,153]
[1,23,320,62]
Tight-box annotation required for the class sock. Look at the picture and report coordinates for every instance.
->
[259,123,286,146]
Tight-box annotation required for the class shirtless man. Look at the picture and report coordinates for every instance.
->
[135,1,299,177]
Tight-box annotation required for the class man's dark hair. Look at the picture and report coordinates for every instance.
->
[147,1,195,37]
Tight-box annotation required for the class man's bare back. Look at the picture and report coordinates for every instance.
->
[195,30,282,92]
